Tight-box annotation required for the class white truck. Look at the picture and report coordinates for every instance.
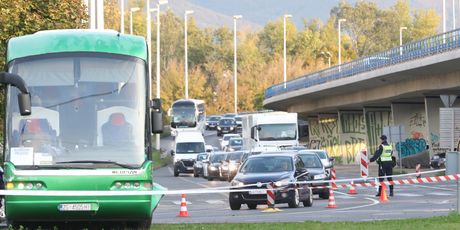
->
[242,112,299,152]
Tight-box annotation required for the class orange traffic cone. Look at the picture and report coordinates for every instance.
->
[379,183,389,203]
[326,189,337,208]
[348,181,357,195]
[177,194,190,217]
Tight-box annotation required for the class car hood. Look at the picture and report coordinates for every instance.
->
[210,162,222,167]
[234,171,292,184]
[305,168,325,176]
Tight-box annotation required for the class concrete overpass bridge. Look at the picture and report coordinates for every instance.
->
[263,29,460,165]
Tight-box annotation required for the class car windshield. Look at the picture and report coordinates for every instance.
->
[240,156,293,173]
[219,119,235,125]
[300,154,322,168]
[176,142,205,153]
[208,116,220,121]
[224,135,238,141]
[258,123,296,141]
[6,54,146,168]
[314,151,327,159]
[210,153,226,163]
[229,139,242,146]
[227,152,243,161]
[197,153,208,161]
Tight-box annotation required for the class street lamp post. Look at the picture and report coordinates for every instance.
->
[321,51,332,68]
[283,14,292,88]
[184,10,194,99]
[120,1,124,33]
[155,0,168,150]
[454,0,456,29]
[399,26,407,56]
[129,7,140,35]
[233,15,242,114]
[338,18,346,71]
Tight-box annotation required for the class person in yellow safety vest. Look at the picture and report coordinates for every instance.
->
[370,135,394,197]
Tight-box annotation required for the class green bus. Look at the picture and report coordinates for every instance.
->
[0,30,165,227]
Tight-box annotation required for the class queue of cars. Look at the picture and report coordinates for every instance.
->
[174,116,334,210]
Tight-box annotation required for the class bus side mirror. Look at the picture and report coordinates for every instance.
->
[0,72,31,116]
[150,98,163,134]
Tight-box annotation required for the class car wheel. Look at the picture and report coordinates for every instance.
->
[319,189,330,199]
[207,177,213,181]
[247,203,257,210]
[193,170,199,177]
[174,171,179,177]
[229,199,241,210]
[288,188,300,208]
[303,188,313,207]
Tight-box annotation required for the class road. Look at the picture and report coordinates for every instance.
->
[152,130,458,224]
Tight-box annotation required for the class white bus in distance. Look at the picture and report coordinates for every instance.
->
[168,99,206,136]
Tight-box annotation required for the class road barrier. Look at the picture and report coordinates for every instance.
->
[379,183,389,203]
[0,170,456,196]
[360,150,368,178]
[331,167,337,190]
[416,164,421,178]
[348,181,357,195]
[326,189,337,208]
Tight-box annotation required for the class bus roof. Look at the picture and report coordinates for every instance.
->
[172,99,205,107]
[7,30,147,63]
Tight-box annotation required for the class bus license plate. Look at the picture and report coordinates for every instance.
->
[58,203,92,211]
[248,189,266,195]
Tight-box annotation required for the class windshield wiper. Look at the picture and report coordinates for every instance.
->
[55,160,138,169]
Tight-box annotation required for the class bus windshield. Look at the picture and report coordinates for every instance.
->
[6,54,147,168]
[171,107,196,128]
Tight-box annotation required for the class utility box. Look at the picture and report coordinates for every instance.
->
[446,151,459,175]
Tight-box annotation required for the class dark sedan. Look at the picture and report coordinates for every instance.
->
[206,115,221,130]
[206,152,228,181]
[298,151,330,199]
[217,118,237,136]
[229,153,313,210]
[220,151,244,181]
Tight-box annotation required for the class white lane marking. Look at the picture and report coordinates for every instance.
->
[167,166,229,199]
[396,193,423,197]
[335,195,356,199]
[428,192,453,196]
[440,200,451,204]
[206,200,225,204]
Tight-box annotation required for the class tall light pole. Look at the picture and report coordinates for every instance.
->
[120,0,124,33]
[129,7,140,35]
[184,10,194,99]
[155,0,168,150]
[454,0,456,29]
[233,15,242,114]
[321,51,332,68]
[338,18,346,71]
[443,0,446,33]
[399,26,407,55]
[283,14,292,88]
[147,2,158,101]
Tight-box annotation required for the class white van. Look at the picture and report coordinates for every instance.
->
[171,131,206,177]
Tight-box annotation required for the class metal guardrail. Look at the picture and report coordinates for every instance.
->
[265,28,460,99]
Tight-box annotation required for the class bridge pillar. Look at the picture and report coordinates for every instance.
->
[425,96,460,156]
[391,102,428,166]
[363,107,392,156]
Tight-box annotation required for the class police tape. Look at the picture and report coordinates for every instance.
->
[0,171,456,196]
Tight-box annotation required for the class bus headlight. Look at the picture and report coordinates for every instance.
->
[17,183,25,189]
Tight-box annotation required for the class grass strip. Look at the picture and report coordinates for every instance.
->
[151,213,460,230]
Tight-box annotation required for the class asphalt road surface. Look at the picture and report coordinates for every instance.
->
[152,130,458,224]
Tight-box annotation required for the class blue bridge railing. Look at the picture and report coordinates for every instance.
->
[265,28,460,99]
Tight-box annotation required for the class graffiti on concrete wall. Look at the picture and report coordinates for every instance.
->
[366,110,392,154]
[409,112,426,128]
[308,117,339,156]
[340,112,367,164]
[395,138,427,158]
